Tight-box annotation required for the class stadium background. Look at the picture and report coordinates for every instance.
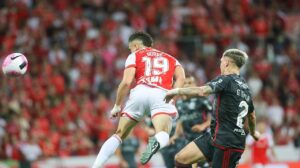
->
[0,0,300,167]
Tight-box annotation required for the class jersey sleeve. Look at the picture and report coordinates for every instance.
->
[125,53,136,68]
[175,59,181,66]
[206,75,230,93]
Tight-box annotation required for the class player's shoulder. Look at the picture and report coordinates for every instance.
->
[211,75,231,85]
[224,74,247,85]
[127,52,136,58]
[230,74,250,90]
[215,74,231,80]
[151,48,177,60]
[126,50,137,60]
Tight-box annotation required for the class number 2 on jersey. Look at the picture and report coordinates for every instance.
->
[236,101,249,128]
[142,57,169,76]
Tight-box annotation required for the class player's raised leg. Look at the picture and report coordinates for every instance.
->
[92,117,137,168]
[141,114,172,164]
[174,141,205,168]
[174,132,213,168]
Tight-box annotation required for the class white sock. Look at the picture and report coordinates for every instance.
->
[154,131,169,148]
[91,134,122,168]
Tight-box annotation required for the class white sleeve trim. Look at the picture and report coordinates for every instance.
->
[125,53,136,68]
[175,59,181,66]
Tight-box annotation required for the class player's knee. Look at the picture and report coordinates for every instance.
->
[115,128,127,140]
[175,153,189,165]
[175,155,191,168]
[161,127,170,133]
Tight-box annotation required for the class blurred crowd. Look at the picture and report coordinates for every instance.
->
[0,0,300,165]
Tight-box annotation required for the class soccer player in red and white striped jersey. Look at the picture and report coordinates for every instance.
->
[92,32,185,168]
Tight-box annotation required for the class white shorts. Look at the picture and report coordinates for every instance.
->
[121,84,178,121]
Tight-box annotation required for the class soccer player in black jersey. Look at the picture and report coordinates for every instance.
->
[165,49,260,168]
[161,76,212,168]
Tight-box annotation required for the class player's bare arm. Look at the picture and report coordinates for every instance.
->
[247,111,260,141]
[173,66,185,89]
[164,85,213,103]
[111,67,136,118]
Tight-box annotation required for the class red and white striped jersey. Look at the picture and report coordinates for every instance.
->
[125,47,181,90]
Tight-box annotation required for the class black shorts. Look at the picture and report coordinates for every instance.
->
[193,132,244,168]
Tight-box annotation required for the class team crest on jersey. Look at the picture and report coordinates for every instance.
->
[235,80,248,89]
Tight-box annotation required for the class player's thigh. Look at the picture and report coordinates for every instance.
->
[122,85,149,121]
[151,114,172,133]
[161,138,187,167]
[150,90,178,133]
[175,141,206,164]
[115,117,138,140]
[212,148,243,168]
[149,87,178,119]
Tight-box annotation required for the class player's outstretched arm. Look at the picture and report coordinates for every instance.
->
[164,85,213,103]
[247,111,260,141]
[111,67,136,118]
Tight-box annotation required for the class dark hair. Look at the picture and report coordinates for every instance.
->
[223,49,248,68]
[128,31,153,47]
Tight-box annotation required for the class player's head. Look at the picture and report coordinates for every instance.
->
[220,49,248,74]
[128,31,153,53]
[183,75,196,87]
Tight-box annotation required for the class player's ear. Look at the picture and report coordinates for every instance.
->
[135,43,141,50]
[225,59,230,67]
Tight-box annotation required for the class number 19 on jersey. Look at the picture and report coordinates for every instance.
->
[142,57,169,76]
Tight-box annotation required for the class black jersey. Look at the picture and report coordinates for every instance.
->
[176,97,212,141]
[207,74,254,150]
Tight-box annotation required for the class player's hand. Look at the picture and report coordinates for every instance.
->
[164,88,180,103]
[110,104,121,119]
[251,131,260,141]
[191,124,206,133]
[169,135,178,145]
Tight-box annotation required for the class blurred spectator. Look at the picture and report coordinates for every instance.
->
[19,137,42,168]
[246,119,277,167]
[253,95,268,119]
[267,97,284,129]
[116,131,140,168]
[248,72,263,98]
